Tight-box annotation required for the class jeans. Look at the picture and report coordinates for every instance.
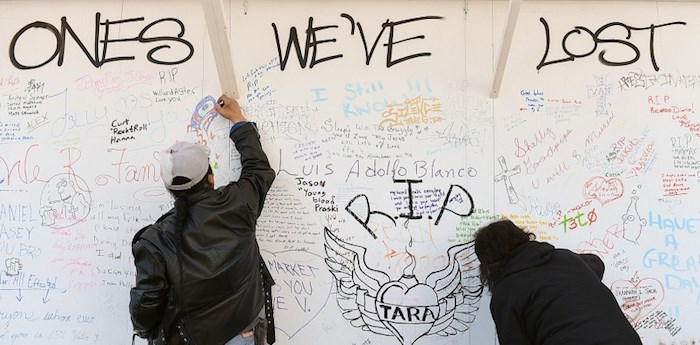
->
[224,332,254,345]
[224,307,265,345]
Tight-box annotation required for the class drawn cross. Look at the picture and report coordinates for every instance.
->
[494,156,521,204]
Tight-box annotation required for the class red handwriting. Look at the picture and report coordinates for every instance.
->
[513,128,556,158]
[0,144,47,185]
[95,148,161,186]
[611,272,665,327]
[672,114,700,137]
[608,136,640,165]
[649,94,694,115]
[583,176,624,205]
[576,224,624,256]
[585,112,616,147]
[546,98,583,105]
[523,129,573,174]
[74,71,155,97]
[544,161,570,184]
[627,142,656,178]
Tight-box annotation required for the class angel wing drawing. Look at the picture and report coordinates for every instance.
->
[324,228,394,335]
[424,241,484,336]
[324,227,483,345]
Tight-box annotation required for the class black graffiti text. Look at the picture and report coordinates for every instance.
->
[9,12,194,70]
[537,18,686,71]
[345,179,475,239]
[272,14,443,70]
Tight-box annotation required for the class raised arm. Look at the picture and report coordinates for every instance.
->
[216,94,276,218]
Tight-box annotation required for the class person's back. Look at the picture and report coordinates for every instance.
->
[474,219,642,345]
[130,95,276,345]
[490,240,642,345]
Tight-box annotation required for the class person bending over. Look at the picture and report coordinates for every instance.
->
[474,218,642,345]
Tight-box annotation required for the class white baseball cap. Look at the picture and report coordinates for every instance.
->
[160,141,211,191]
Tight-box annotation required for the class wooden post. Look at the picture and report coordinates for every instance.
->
[490,0,522,99]
[202,0,240,99]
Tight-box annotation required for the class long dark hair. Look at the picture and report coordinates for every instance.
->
[473,219,535,291]
[168,166,213,233]
[167,166,212,322]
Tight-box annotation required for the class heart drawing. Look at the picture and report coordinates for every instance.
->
[324,228,483,345]
[263,250,333,340]
[376,277,440,345]
[583,176,624,205]
[610,272,664,326]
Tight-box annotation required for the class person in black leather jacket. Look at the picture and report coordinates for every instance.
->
[474,219,642,345]
[130,94,276,345]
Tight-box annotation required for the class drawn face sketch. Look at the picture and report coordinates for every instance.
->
[56,177,68,198]
[41,174,93,228]
[57,179,78,217]
[622,196,646,243]
[5,258,23,276]
[56,178,91,220]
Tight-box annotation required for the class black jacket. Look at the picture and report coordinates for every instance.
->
[490,241,642,345]
[129,123,276,345]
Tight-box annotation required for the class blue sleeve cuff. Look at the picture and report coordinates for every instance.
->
[230,121,248,134]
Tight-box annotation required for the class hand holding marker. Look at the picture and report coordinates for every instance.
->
[215,94,247,123]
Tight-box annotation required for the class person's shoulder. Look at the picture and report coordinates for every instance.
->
[551,246,597,261]
[550,247,587,263]
[210,181,243,200]
[524,240,555,256]
[131,210,174,246]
